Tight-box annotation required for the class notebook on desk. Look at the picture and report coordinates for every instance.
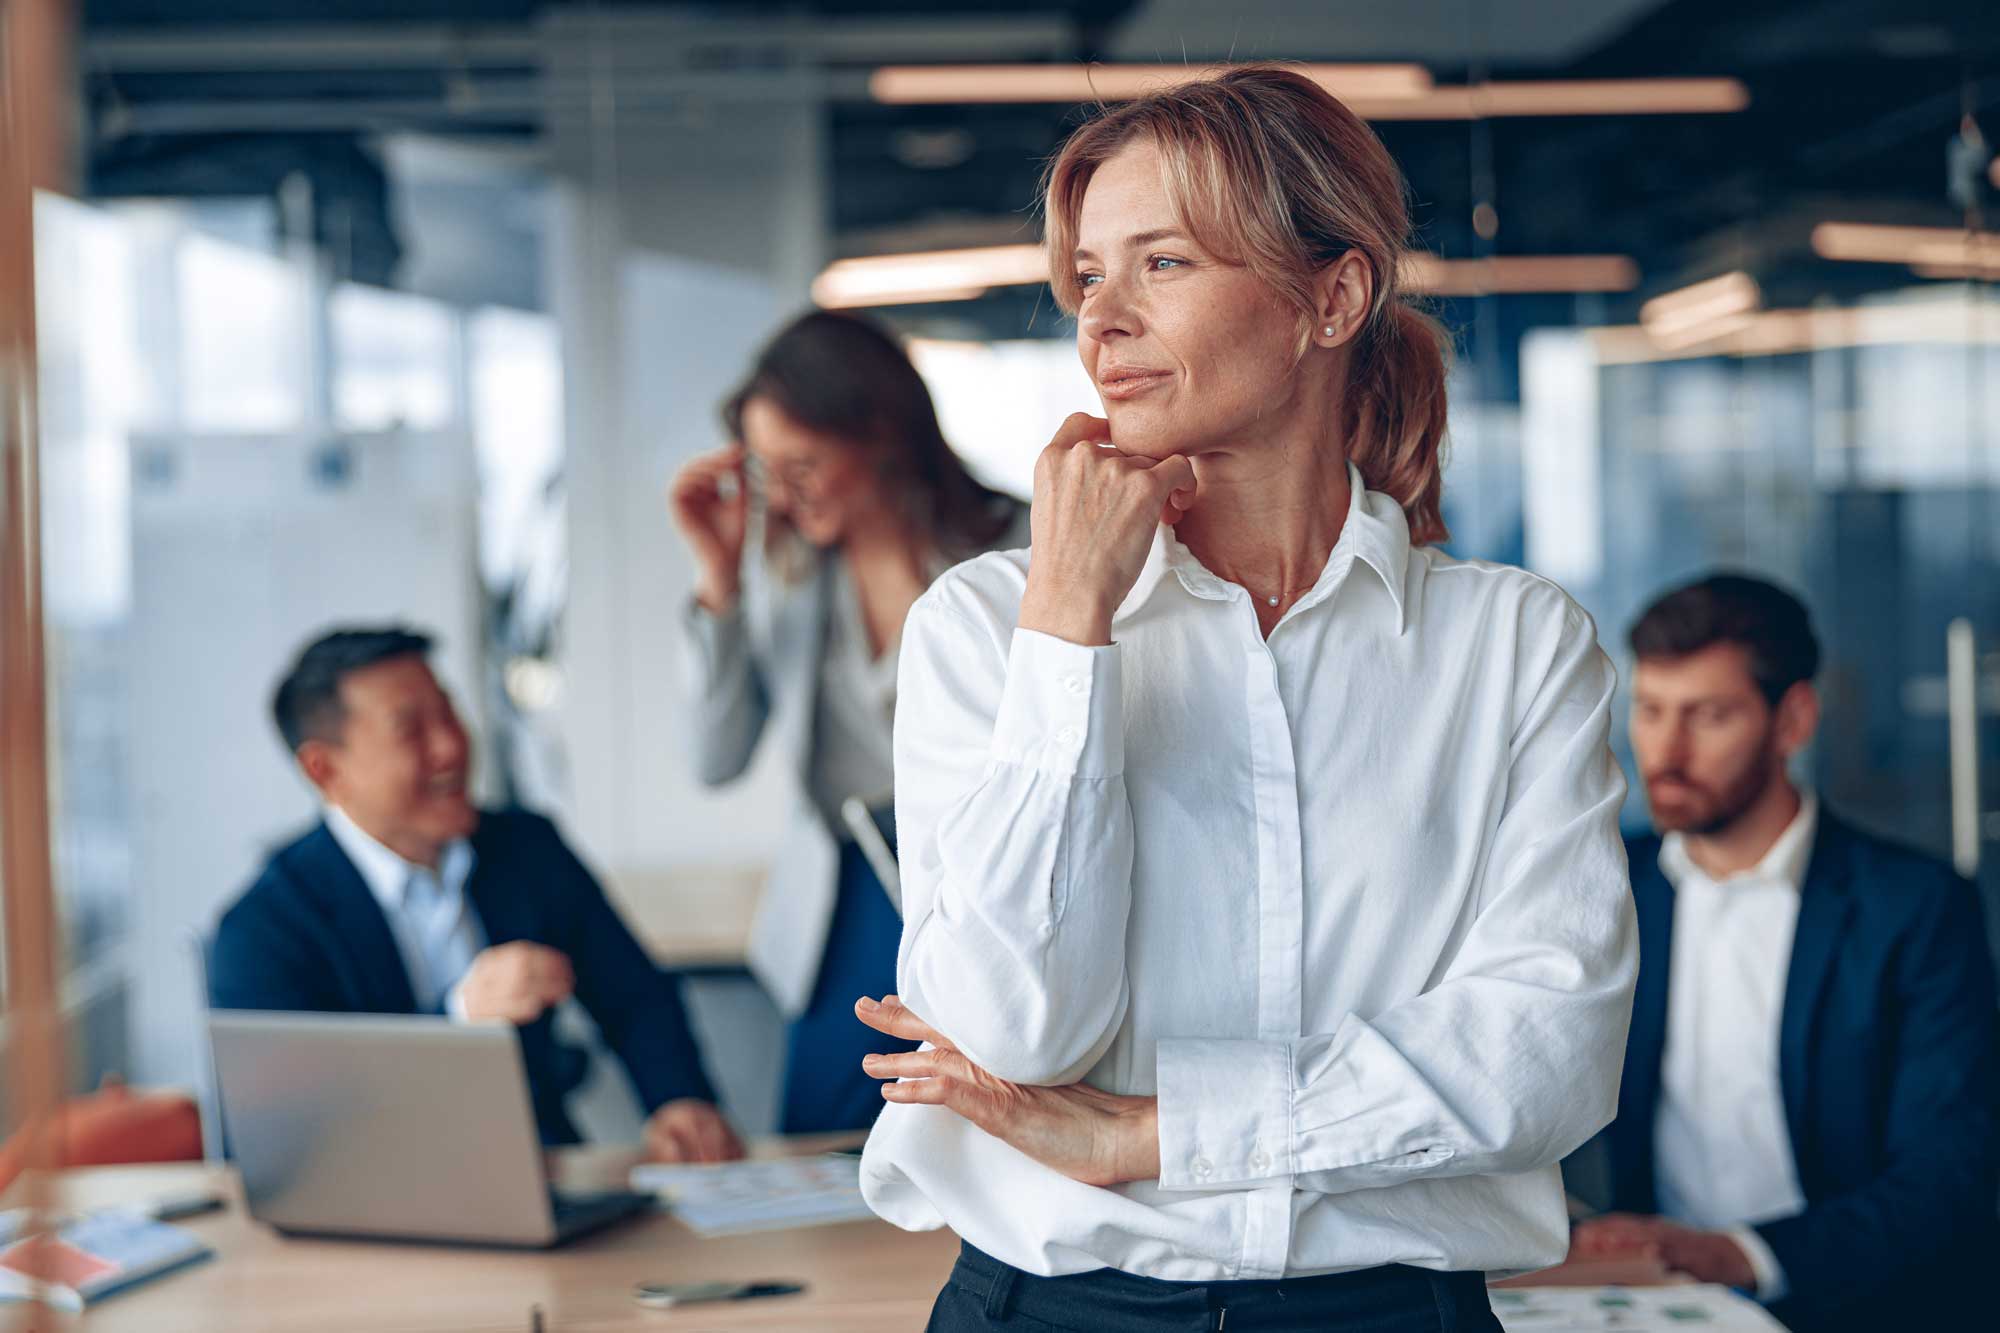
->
[0,1210,213,1312]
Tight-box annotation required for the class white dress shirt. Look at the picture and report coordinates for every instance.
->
[324,804,484,1017]
[1654,794,1818,1302]
[861,463,1639,1281]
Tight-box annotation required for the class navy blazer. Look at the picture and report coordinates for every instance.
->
[209,807,718,1145]
[1608,808,1998,1333]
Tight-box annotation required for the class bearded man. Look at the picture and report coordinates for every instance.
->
[1571,573,1996,1333]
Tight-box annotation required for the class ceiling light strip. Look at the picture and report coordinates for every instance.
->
[869,63,1432,105]
[1594,299,2000,364]
[813,247,1639,308]
[1812,222,2000,270]
[869,65,1746,118]
[1403,255,1640,295]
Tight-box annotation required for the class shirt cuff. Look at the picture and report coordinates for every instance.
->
[444,979,472,1023]
[1730,1225,1787,1303]
[1155,1038,1294,1190]
[989,628,1123,780]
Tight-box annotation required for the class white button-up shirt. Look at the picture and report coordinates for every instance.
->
[861,465,1638,1281]
[324,804,484,1016]
[1654,794,1817,1301]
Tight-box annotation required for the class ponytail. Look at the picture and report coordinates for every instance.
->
[1346,300,1450,546]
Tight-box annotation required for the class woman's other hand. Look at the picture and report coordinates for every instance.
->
[1018,414,1196,646]
[669,443,750,612]
[855,994,1159,1188]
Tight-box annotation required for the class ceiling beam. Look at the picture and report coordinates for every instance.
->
[82,14,1077,75]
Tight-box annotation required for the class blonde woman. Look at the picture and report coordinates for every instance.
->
[855,68,1638,1330]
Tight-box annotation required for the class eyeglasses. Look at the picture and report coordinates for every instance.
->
[742,451,827,504]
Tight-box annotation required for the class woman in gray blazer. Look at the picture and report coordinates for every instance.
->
[671,310,1025,1132]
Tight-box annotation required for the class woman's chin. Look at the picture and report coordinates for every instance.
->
[1106,427,1197,461]
[1102,403,1196,459]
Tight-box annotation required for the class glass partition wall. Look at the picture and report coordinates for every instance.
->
[15,4,1999,1114]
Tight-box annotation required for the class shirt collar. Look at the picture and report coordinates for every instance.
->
[1659,790,1819,894]
[324,803,475,912]
[1118,461,1411,634]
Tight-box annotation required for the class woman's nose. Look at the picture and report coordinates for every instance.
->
[1079,281,1140,343]
[756,470,793,511]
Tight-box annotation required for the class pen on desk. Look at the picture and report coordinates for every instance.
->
[148,1191,228,1222]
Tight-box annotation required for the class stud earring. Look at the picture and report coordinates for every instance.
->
[1322,325,1336,338]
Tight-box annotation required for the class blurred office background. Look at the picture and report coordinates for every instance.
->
[18,0,2000,1136]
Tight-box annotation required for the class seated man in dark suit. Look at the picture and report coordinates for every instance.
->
[1573,574,1996,1332]
[211,625,743,1163]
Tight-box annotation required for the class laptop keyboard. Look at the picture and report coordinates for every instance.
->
[550,1190,650,1228]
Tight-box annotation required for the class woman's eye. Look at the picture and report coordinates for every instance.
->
[1148,256,1184,272]
[1076,272,1103,288]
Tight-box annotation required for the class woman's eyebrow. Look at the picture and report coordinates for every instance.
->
[1072,228,1191,261]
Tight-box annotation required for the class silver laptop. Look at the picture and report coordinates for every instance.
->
[207,1011,650,1247]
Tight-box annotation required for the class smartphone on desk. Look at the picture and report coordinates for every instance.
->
[634,1280,805,1309]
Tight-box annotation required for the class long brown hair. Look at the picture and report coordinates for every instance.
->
[1042,65,1451,545]
[722,310,1016,572]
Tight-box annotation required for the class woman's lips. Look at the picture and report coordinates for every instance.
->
[1097,370,1172,400]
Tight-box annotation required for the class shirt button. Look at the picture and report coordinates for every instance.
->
[1192,1157,1212,1179]
[1249,1152,1270,1174]
[1055,726,1079,746]
[1062,674,1085,695]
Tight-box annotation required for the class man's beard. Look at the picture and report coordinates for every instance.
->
[1647,742,1779,837]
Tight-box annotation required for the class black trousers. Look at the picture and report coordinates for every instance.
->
[927,1243,1505,1333]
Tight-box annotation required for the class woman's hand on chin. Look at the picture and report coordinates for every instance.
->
[855,994,1159,1189]
[1018,413,1196,647]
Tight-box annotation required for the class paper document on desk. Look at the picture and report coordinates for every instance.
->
[630,1155,876,1236]
[1488,1283,1788,1331]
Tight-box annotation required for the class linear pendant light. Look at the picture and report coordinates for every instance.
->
[1639,270,1762,348]
[1812,222,2000,274]
[869,63,1432,105]
[869,64,1747,119]
[814,245,1639,308]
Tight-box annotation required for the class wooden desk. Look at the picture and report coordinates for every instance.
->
[0,1139,957,1332]
[606,867,765,974]
[4,1153,1790,1333]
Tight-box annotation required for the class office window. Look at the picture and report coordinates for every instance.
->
[332,282,458,434]
[177,232,310,433]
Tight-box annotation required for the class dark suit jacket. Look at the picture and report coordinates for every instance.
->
[209,807,718,1145]
[1608,807,1998,1333]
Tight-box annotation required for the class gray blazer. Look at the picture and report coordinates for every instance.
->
[678,508,1026,1016]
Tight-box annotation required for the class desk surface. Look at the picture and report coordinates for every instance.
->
[0,1138,957,1333]
[1,1146,1785,1333]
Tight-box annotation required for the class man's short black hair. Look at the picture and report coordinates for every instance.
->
[1627,573,1820,708]
[271,626,435,752]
